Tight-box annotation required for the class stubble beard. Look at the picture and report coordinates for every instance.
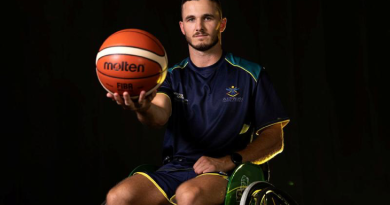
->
[186,33,219,52]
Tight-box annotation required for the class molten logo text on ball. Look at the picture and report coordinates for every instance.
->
[103,62,145,72]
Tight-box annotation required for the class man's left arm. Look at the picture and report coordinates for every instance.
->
[193,123,284,174]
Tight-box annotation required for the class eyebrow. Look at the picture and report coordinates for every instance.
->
[203,14,215,19]
[184,13,215,21]
[185,15,195,21]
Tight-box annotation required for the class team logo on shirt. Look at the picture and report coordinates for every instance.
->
[223,86,243,102]
[226,86,239,97]
[173,92,188,104]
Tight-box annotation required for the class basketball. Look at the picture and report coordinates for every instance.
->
[95,28,168,99]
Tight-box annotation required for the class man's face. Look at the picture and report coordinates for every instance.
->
[180,0,226,52]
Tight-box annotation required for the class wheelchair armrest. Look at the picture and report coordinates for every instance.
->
[128,164,159,177]
[224,162,267,205]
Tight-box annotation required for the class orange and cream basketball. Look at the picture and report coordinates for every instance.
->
[96,28,168,99]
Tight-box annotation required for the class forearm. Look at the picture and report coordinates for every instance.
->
[136,103,170,128]
[238,123,284,165]
[194,123,284,174]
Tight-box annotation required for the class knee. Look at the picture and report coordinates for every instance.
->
[175,183,202,205]
[106,184,136,205]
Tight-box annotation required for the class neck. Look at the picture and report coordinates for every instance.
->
[188,44,223,68]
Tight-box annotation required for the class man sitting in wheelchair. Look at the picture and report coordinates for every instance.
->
[104,0,292,204]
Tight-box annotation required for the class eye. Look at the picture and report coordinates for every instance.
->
[204,16,213,21]
[187,18,195,22]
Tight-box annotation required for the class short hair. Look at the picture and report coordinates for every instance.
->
[181,0,223,20]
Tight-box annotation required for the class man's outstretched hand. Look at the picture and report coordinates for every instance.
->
[106,90,157,113]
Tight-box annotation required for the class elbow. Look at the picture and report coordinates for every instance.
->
[275,125,284,154]
[150,121,167,129]
[276,140,284,154]
[273,135,284,155]
[151,108,170,128]
[154,116,169,128]
[142,120,165,129]
[145,117,169,129]
[137,109,169,129]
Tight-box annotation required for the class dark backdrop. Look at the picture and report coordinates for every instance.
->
[3,0,389,204]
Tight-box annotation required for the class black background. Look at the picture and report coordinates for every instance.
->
[3,0,389,204]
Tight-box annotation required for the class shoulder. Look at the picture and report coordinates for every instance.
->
[224,53,263,82]
[168,57,189,73]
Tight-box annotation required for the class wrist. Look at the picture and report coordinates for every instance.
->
[222,155,236,172]
[135,103,152,114]
[230,152,243,167]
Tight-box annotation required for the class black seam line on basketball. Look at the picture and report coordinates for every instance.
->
[99,46,165,58]
[102,30,165,55]
[119,30,165,53]
[98,53,168,72]
[97,69,163,80]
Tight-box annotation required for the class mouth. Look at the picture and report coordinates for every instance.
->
[193,33,208,38]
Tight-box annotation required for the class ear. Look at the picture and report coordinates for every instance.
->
[179,21,186,35]
[219,18,227,32]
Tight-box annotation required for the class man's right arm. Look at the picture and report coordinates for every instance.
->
[107,90,171,128]
[135,92,171,128]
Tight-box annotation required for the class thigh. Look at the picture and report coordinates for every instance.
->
[107,174,171,205]
[174,174,228,205]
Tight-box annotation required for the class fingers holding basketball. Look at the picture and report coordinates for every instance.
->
[120,92,139,111]
[146,89,157,102]
[107,91,155,112]
[114,93,129,109]
[122,92,134,109]
[106,92,113,98]
[106,93,121,105]
[134,90,157,113]
[138,90,157,105]
[105,92,131,110]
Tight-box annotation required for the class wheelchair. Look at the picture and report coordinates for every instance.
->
[101,162,298,205]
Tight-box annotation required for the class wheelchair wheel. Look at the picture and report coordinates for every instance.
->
[240,181,299,205]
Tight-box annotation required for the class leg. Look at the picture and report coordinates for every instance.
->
[175,175,228,205]
[106,174,171,205]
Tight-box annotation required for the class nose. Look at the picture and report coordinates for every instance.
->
[195,19,204,32]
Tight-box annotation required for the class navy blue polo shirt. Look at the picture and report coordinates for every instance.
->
[157,52,289,164]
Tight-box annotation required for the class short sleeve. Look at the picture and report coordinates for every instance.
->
[253,68,290,134]
[157,71,173,101]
